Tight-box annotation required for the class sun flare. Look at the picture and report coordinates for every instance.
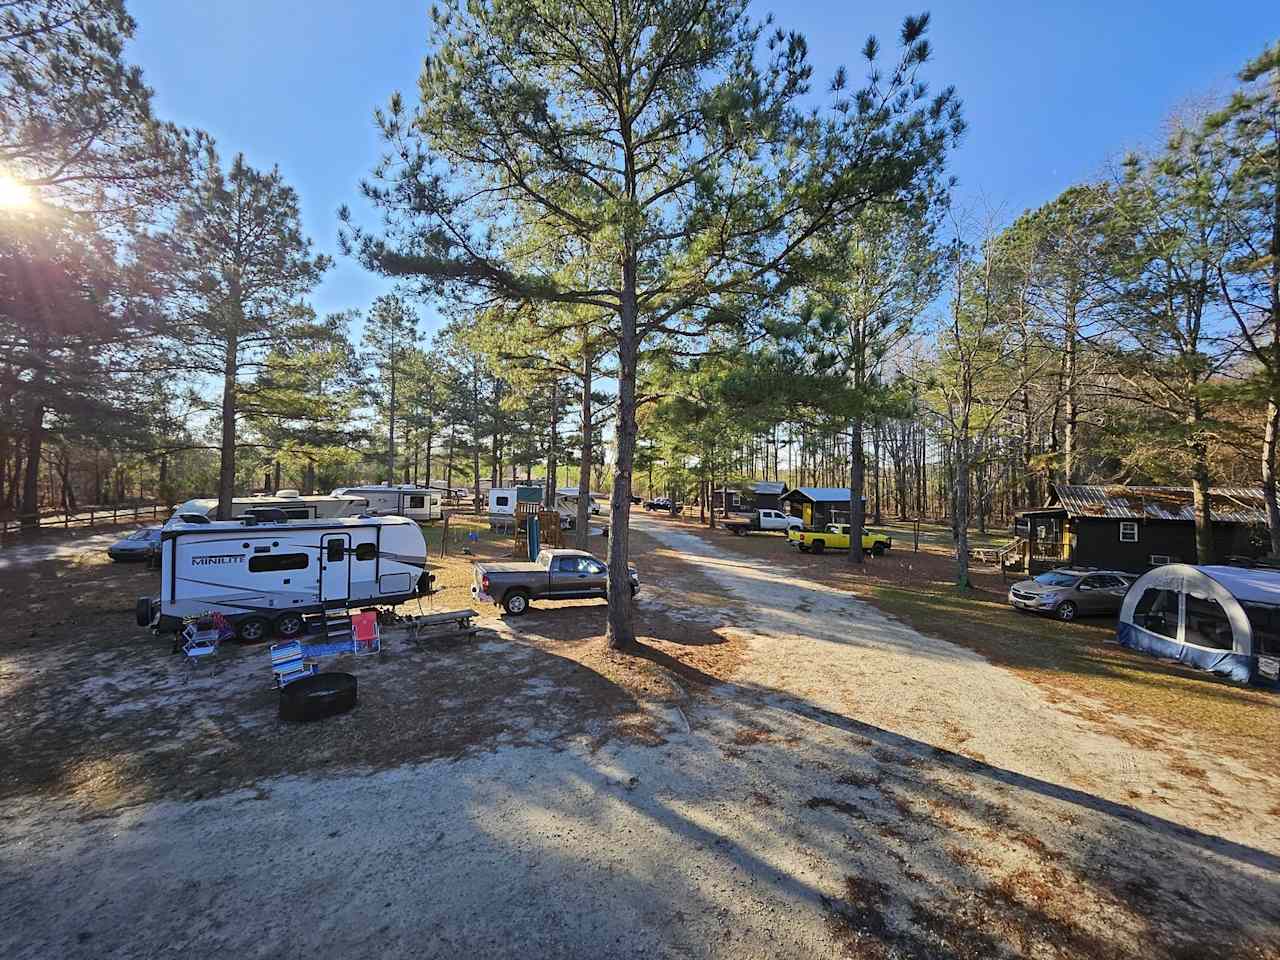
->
[0,173,35,210]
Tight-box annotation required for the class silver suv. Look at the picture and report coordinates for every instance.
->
[1007,569,1136,621]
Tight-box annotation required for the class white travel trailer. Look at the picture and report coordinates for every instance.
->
[330,484,443,522]
[141,514,429,642]
[488,485,546,516]
[169,489,368,525]
[555,486,606,518]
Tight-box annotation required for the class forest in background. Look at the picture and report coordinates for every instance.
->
[2,1,1278,644]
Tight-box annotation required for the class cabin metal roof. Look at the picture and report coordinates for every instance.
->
[750,481,786,495]
[782,487,856,503]
[1049,484,1268,523]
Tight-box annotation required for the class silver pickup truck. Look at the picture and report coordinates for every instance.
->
[471,548,640,615]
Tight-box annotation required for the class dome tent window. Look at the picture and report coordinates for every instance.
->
[1133,589,1179,640]
[1184,595,1232,651]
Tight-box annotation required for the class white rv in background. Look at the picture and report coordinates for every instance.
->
[330,484,443,522]
[168,490,368,525]
[140,514,430,642]
[555,487,605,519]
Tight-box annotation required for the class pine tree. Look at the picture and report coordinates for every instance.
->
[344,0,962,649]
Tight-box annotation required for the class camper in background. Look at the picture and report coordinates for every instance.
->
[168,490,368,525]
[330,483,443,522]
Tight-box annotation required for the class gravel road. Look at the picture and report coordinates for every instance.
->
[2,513,1277,959]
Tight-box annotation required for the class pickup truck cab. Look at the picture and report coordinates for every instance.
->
[723,509,804,537]
[472,548,640,615]
[787,523,893,556]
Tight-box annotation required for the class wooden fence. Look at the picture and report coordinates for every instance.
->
[0,502,170,542]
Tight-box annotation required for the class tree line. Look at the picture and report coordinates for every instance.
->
[4,0,1277,649]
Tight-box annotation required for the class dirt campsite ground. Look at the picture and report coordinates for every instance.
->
[1,512,1277,959]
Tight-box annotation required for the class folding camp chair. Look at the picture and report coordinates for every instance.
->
[351,610,380,656]
[180,617,229,673]
[270,639,318,687]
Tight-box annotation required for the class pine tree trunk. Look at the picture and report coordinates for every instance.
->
[607,247,639,651]
[1063,305,1078,484]
[575,343,593,551]
[387,349,397,483]
[216,330,238,520]
[847,417,864,566]
[954,444,972,590]
[545,378,558,509]
[1262,403,1280,557]
[19,379,44,527]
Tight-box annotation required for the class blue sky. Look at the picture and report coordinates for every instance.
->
[128,0,1279,337]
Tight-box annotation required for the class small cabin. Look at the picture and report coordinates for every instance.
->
[1015,484,1267,574]
[714,481,786,514]
[780,487,866,530]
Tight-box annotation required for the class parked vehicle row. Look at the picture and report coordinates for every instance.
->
[643,498,681,512]
[722,509,804,536]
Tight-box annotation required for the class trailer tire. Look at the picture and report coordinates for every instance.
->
[811,540,825,555]
[135,597,154,627]
[279,672,357,722]
[502,590,531,616]
[236,616,271,644]
[274,612,305,640]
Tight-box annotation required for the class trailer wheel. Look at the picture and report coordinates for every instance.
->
[502,590,531,616]
[278,672,357,722]
[135,597,154,627]
[811,540,825,555]
[274,612,305,639]
[236,616,270,644]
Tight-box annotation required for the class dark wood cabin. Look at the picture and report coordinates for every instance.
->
[715,481,786,514]
[1015,484,1267,573]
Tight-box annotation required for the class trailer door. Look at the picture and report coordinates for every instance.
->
[320,533,351,603]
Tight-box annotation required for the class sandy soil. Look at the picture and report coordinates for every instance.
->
[1,515,1277,959]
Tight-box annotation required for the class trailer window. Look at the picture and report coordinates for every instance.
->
[495,495,509,507]
[284,509,310,520]
[326,540,345,563]
[408,496,424,509]
[248,553,309,573]
[354,543,377,561]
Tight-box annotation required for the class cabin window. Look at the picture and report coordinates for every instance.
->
[408,496,425,509]
[1133,588,1179,640]
[1183,595,1233,650]
[326,540,345,563]
[354,542,377,562]
[248,553,309,573]
[1119,522,1139,543]
[495,495,509,507]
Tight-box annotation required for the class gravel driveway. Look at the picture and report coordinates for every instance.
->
[2,514,1277,959]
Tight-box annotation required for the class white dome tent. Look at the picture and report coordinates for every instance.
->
[1118,564,1280,686]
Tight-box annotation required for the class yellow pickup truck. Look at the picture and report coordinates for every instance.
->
[786,523,892,556]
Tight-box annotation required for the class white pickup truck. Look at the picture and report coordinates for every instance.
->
[722,509,804,537]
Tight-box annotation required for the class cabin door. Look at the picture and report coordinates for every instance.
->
[319,534,351,603]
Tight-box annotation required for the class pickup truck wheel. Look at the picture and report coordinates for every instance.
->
[798,544,810,553]
[872,543,886,556]
[811,540,825,555]
[502,590,531,616]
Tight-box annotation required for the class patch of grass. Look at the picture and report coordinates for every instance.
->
[858,580,1280,775]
